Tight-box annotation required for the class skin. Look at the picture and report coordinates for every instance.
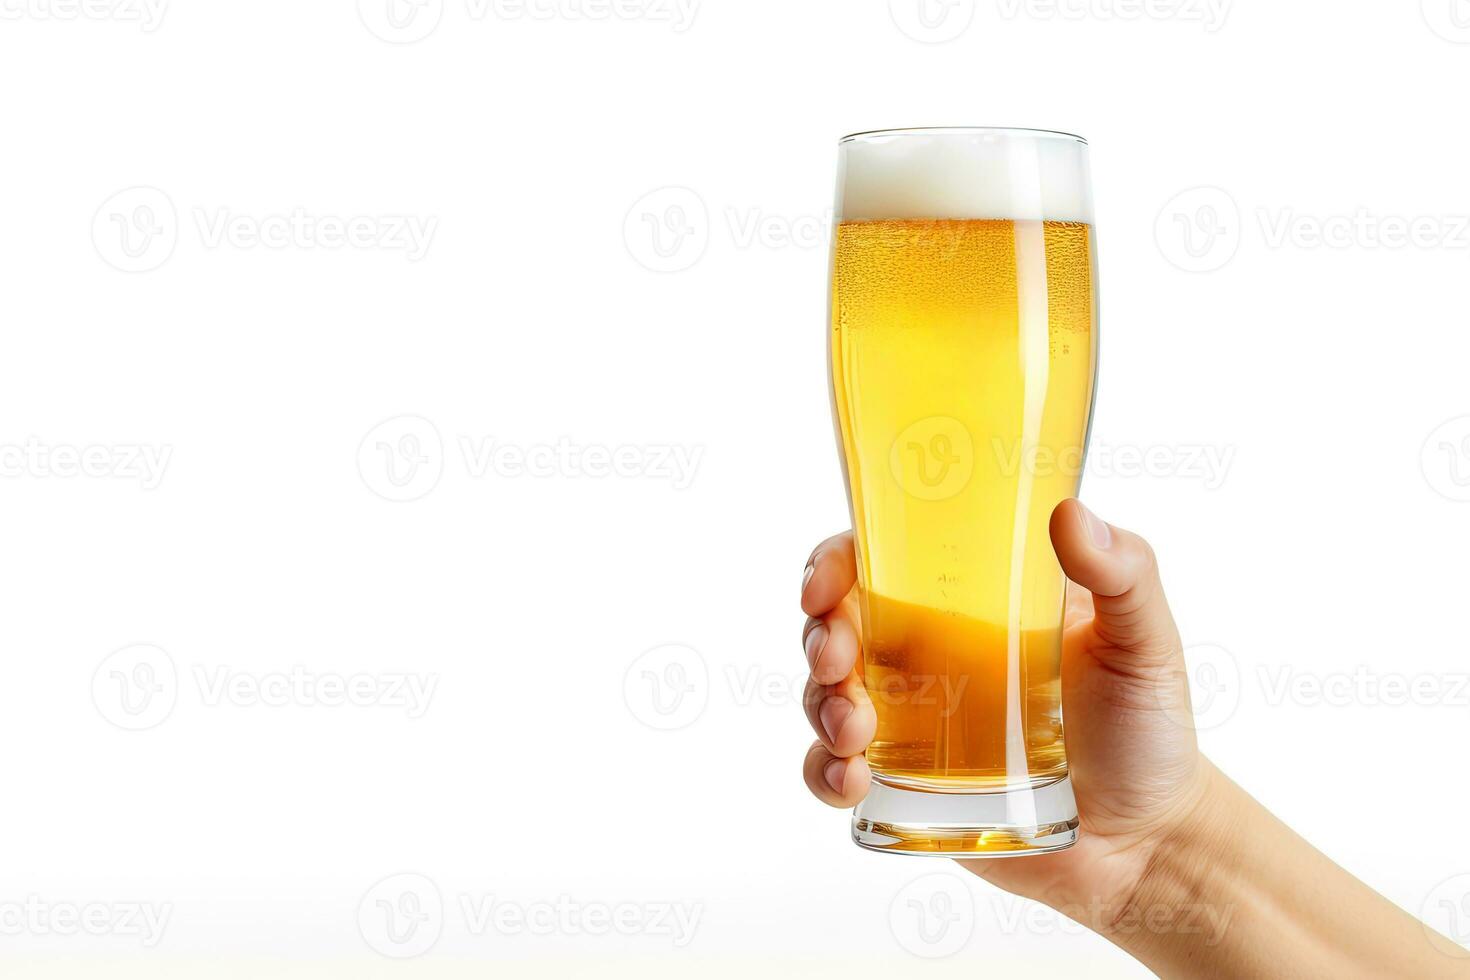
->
[800,499,1470,978]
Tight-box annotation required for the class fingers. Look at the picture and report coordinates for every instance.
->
[800,532,874,809]
[801,532,856,617]
[802,741,872,808]
[803,668,877,758]
[803,609,860,686]
[1049,499,1181,665]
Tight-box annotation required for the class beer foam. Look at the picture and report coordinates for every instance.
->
[837,128,1093,223]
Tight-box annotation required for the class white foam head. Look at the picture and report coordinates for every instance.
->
[836,128,1093,223]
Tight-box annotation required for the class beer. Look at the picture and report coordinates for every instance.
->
[832,218,1094,786]
[829,129,1097,854]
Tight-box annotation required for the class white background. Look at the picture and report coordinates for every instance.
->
[3,0,1469,976]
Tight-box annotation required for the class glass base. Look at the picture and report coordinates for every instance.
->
[852,775,1079,857]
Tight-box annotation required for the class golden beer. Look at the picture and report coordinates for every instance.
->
[829,130,1097,854]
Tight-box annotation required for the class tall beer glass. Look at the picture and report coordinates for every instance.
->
[828,128,1097,855]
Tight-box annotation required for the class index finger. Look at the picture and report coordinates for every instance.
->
[800,532,857,617]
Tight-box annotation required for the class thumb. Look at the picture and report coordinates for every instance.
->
[1049,498,1181,667]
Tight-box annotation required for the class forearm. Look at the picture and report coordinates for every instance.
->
[1105,761,1465,978]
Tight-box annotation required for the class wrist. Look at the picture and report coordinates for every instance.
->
[1096,759,1242,964]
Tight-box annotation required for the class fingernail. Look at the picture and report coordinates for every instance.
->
[824,758,846,794]
[804,624,828,670]
[802,559,817,593]
[1079,502,1112,550]
[820,697,853,744]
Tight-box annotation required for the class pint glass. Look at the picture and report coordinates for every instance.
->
[828,128,1097,855]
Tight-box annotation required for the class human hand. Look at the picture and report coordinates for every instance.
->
[799,499,1211,918]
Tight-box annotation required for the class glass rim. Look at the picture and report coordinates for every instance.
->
[839,126,1087,145]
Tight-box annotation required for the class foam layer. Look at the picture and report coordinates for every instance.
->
[836,128,1092,223]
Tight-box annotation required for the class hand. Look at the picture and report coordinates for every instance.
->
[801,500,1470,976]
[798,499,1211,920]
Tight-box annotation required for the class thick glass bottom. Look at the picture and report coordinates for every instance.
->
[852,775,1080,857]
